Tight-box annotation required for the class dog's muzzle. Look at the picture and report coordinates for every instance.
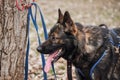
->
[37,46,42,52]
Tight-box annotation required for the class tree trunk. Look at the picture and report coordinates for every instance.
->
[0,0,28,80]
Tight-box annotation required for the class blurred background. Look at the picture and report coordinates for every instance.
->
[28,0,120,80]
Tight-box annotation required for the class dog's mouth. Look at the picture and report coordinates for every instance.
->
[44,48,63,73]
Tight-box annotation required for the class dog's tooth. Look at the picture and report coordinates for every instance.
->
[59,49,62,53]
[52,58,54,61]
[58,50,60,53]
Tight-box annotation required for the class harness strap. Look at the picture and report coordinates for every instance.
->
[89,50,107,79]
[67,60,72,80]
[67,39,78,80]
[89,34,110,79]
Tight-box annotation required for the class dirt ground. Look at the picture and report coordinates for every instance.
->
[28,0,120,80]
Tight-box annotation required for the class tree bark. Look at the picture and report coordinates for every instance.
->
[0,0,27,80]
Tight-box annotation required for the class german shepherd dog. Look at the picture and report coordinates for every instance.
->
[37,9,120,80]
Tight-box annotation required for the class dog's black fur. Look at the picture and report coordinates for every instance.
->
[37,9,120,80]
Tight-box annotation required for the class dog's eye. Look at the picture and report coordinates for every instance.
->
[51,36,56,40]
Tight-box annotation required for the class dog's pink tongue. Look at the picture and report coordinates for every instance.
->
[44,51,58,73]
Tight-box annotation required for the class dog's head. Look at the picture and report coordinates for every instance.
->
[37,9,80,72]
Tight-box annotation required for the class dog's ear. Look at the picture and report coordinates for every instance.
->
[57,9,63,23]
[63,11,73,26]
[63,11,77,35]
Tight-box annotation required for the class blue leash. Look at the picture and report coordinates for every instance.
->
[89,50,107,79]
[24,8,30,80]
[77,50,107,80]
[25,3,56,80]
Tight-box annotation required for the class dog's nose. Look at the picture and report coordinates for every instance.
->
[37,46,42,52]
